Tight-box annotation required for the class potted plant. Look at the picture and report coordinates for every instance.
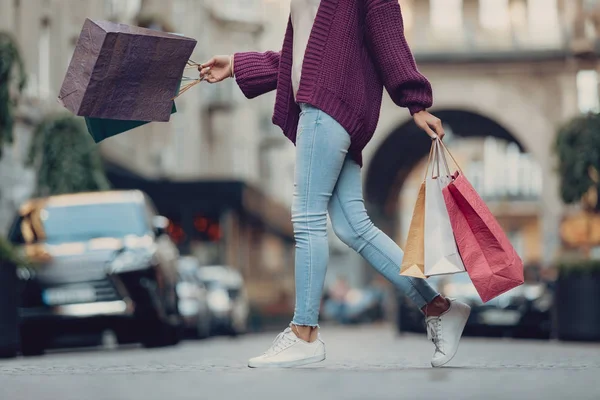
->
[555,260,600,341]
[554,112,600,341]
[27,114,110,196]
[0,31,27,158]
[0,236,25,358]
[134,14,174,33]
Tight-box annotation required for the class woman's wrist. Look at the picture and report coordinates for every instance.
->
[229,54,235,78]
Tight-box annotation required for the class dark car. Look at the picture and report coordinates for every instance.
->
[396,267,553,339]
[8,190,183,355]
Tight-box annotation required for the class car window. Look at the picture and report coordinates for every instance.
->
[30,202,149,244]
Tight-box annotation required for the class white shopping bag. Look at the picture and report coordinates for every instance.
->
[424,140,466,276]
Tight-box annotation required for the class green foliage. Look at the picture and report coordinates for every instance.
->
[557,259,600,275]
[0,31,27,157]
[135,13,174,32]
[27,114,111,196]
[555,112,600,210]
[0,236,24,266]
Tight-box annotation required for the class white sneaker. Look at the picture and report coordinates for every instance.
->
[248,327,326,368]
[426,299,471,368]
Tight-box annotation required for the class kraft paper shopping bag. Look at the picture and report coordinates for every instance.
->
[401,144,436,278]
[58,19,197,122]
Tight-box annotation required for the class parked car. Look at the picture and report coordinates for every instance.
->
[196,266,249,336]
[396,267,553,339]
[322,284,386,325]
[177,256,211,339]
[8,190,183,355]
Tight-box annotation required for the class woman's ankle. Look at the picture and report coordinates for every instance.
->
[421,295,451,317]
[291,324,318,342]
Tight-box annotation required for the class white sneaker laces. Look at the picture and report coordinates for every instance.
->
[426,318,445,355]
[265,328,297,355]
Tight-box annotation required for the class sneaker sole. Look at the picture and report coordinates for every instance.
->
[431,305,471,368]
[248,353,326,369]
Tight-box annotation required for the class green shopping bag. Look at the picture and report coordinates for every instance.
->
[84,102,177,143]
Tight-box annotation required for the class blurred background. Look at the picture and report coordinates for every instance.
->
[1,0,600,359]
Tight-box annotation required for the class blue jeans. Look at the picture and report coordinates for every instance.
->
[291,104,439,327]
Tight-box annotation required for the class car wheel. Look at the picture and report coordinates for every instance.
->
[141,318,182,348]
[0,344,18,359]
[196,316,211,340]
[229,314,249,337]
[20,327,45,356]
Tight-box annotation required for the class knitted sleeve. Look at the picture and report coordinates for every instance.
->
[364,0,433,115]
[233,51,281,99]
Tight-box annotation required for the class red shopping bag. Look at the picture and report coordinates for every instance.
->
[438,143,524,302]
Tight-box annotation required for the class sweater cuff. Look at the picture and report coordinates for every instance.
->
[408,105,427,116]
[233,52,277,99]
[233,52,258,99]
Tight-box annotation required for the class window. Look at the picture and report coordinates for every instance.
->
[527,0,560,45]
[38,17,51,99]
[36,203,148,244]
[577,69,600,114]
[467,160,484,196]
[430,0,463,33]
[480,0,510,30]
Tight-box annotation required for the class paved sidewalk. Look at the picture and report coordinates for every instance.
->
[0,324,598,400]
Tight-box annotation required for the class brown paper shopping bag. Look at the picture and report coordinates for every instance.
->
[400,182,427,278]
[58,19,198,122]
[400,143,435,278]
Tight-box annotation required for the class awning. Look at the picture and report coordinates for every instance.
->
[105,162,293,241]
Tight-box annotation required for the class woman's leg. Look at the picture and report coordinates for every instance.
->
[328,156,471,368]
[248,106,350,368]
[328,156,440,310]
[291,105,351,330]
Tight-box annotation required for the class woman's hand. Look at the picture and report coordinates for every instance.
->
[199,55,234,83]
[413,110,445,140]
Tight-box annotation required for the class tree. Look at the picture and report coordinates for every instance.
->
[27,114,110,196]
[0,32,26,158]
[555,112,600,211]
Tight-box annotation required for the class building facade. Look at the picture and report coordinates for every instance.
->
[2,0,600,302]
[0,0,298,317]
[359,0,599,285]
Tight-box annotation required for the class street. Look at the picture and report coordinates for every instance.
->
[0,325,598,400]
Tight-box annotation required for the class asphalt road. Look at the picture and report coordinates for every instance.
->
[0,324,598,400]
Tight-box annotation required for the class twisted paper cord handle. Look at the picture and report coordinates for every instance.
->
[172,59,203,99]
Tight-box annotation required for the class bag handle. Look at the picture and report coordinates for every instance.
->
[173,60,204,99]
[437,139,465,177]
[435,138,451,177]
[423,139,436,182]
[430,139,444,180]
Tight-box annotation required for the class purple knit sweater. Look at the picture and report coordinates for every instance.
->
[233,0,433,166]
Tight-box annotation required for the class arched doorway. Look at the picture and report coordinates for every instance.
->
[364,109,545,278]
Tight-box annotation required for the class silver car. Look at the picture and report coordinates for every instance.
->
[177,257,212,339]
[196,265,250,336]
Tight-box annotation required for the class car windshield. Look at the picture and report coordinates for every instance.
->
[39,202,148,243]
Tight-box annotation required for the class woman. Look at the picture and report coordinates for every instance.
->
[200,0,471,368]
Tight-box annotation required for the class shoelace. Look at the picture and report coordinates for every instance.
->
[426,318,445,355]
[265,328,296,355]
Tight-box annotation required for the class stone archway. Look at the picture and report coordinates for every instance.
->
[364,101,564,266]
